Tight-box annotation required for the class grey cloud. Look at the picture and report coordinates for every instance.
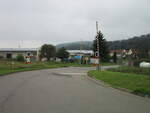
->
[0,0,150,47]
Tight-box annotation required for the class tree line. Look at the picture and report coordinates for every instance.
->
[108,34,150,50]
[40,44,69,61]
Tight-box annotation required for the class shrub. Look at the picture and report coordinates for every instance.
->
[16,54,25,62]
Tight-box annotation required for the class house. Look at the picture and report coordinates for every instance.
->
[109,50,124,58]
[0,48,39,61]
[109,49,139,58]
[66,50,93,64]
[67,50,93,59]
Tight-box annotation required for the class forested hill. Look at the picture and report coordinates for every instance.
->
[56,34,150,50]
[109,34,150,50]
[56,41,93,50]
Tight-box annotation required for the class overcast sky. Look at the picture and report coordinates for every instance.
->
[0,0,150,48]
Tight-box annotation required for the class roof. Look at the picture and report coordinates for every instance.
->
[0,48,38,52]
[67,50,93,54]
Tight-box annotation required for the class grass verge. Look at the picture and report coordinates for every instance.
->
[0,61,92,76]
[108,66,150,76]
[88,70,150,97]
[0,60,116,76]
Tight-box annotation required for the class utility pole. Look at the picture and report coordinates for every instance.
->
[96,21,99,34]
[80,39,82,64]
[96,21,101,70]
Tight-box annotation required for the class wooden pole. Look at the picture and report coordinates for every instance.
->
[96,21,100,70]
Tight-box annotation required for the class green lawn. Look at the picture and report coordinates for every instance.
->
[0,61,93,76]
[88,70,150,96]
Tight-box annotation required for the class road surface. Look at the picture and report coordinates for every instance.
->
[0,67,150,113]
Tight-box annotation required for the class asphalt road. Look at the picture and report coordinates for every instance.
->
[0,67,150,113]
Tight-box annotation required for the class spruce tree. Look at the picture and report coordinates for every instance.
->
[40,44,56,61]
[93,31,109,62]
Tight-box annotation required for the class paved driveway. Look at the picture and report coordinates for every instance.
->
[0,67,150,113]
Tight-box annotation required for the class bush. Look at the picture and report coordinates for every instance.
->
[16,54,25,62]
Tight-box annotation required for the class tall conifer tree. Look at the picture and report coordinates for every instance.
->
[93,31,109,62]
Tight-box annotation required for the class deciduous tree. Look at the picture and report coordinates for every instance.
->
[40,44,56,61]
[56,47,69,61]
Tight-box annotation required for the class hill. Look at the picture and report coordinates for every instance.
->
[108,34,150,50]
[56,34,150,50]
[56,41,93,50]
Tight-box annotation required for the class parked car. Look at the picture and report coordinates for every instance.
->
[140,62,150,68]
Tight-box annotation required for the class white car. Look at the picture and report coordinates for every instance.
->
[140,62,150,68]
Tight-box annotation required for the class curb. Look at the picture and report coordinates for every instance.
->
[86,72,150,98]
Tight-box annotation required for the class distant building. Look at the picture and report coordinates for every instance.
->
[67,50,93,56]
[0,48,39,61]
[109,49,139,58]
